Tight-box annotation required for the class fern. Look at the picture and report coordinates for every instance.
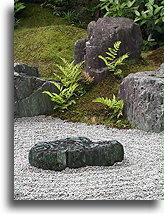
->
[98,41,129,75]
[92,95,124,118]
[42,58,94,112]
[53,58,84,89]
[42,82,78,110]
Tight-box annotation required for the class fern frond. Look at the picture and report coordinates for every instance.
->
[98,55,110,66]
[50,81,63,91]
[106,52,116,60]
[114,41,121,50]
[42,91,54,98]
[98,41,129,75]
[114,54,129,66]
[108,48,118,56]
[92,95,124,119]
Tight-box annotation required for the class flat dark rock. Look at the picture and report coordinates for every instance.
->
[29,137,124,171]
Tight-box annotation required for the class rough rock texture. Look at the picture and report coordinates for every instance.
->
[74,38,88,65]
[74,17,143,82]
[29,137,124,171]
[14,62,39,77]
[118,64,163,133]
[14,63,58,118]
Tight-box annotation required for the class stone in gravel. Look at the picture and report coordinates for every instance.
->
[28,137,124,171]
[118,64,163,133]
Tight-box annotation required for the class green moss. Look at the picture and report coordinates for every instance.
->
[14,25,87,78]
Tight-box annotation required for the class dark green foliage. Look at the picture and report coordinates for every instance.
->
[98,0,164,50]
[14,0,26,27]
[40,0,70,16]
[134,0,164,50]
[63,10,85,28]
[99,0,138,19]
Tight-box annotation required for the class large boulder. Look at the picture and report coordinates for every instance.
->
[29,137,124,171]
[74,17,143,82]
[14,63,58,118]
[118,64,163,133]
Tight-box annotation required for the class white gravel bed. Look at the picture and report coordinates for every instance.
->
[14,115,163,200]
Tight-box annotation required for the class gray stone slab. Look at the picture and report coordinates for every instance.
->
[118,64,163,133]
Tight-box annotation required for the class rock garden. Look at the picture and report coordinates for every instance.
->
[14,0,163,200]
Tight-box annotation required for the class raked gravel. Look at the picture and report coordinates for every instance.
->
[14,115,163,200]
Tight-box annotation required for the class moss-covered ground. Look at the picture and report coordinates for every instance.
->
[14,3,87,78]
[14,3,163,129]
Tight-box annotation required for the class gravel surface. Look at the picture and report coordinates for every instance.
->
[14,115,163,200]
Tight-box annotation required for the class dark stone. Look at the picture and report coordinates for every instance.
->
[74,38,88,65]
[29,137,124,171]
[118,64,163,133]
[74,17,143,82]
[14,62,39,77]
[14,64,59,118]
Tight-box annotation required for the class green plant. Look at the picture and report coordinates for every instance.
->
[42,58,93,111]
[42,82,79,110]
[14,0,26,27]
[134,0,164,50]
[92,95,124,118]
[98,41,129,75]
[41,0,69,16]
[85,2,100,17]
[142,34,158,51]
[98,0,138,18]
[53,58,85,95]
[63,10,84,27]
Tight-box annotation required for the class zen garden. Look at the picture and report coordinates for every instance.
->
[14,0,163,200]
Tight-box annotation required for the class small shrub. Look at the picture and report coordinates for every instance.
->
[98,0,138,19]
[63,10,85,27]
[41,0,69,16]
[92,95,124,119]
[98,41,129,75]
[134,0,164,50]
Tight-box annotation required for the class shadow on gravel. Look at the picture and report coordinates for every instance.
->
[9,199,157,208]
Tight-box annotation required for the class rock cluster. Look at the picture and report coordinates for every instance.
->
[118,64,163,133]
[14,63,58,118]
[74,17,143,82]
[29,137,124,171]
